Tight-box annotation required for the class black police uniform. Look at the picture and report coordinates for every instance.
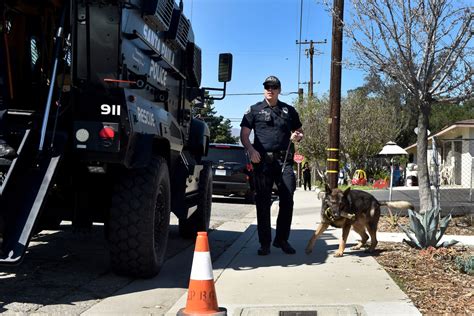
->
[240,99,302,248]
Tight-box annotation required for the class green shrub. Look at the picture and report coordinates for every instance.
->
[372,169,389,181]
[399,206,458,249]
[455,254,474,275]
[386,210,401,228]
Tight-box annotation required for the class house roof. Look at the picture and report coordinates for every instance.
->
[404,119,474,151]
[451,119,474,125]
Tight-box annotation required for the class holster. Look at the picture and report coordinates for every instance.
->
[264,151,292,163]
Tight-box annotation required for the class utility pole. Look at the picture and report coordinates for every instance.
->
[327,0,344,189]
[296,39,326,97]
[300,81,320,97]
[298,88,304,104]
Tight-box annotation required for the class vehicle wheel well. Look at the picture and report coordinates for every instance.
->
[152,138,171,165]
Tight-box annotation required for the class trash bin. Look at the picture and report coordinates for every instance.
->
[406,163,418,186]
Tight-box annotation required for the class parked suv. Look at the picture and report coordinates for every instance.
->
[206,144,255,203]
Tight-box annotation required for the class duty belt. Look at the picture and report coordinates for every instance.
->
[264,151,292,163]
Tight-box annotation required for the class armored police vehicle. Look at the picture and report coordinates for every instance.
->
[0,0,232,278]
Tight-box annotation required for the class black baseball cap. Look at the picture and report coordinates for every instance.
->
[263,76,281,88]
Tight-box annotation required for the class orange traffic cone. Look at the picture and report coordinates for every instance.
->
[177,232,227,316]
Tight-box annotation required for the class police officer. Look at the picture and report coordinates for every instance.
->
[240,75,303,256]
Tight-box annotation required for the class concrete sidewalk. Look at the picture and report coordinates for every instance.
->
[167,188,427,316]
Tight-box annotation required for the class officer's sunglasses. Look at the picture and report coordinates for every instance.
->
[264,84,280,90]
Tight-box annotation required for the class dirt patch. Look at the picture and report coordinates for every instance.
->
[375,215,473,315]
[378,214,473,235]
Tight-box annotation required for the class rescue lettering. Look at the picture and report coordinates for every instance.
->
[137,106,156,127]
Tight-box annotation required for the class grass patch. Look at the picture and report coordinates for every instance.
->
[386,271,407,293]
[337,184,377,191]
[313,183,378,191]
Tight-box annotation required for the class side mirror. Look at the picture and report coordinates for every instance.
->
[201,53,232,100]
[218,53,233,83]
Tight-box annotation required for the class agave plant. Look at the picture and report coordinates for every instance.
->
[399,206,458,249]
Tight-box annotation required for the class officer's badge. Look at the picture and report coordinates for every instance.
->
[282,107,289,114]
[264,110,271,121]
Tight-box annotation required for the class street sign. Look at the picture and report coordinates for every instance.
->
[293,153,304,163]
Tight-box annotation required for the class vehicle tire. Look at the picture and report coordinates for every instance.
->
[179,161,212,238]
[108,156,170,278]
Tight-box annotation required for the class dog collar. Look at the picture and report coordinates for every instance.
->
[324,207,336,222]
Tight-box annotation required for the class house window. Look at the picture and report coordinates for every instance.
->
[454,141,462,154]
[442,141,451,165]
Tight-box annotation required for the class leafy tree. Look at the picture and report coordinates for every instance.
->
[351,74,474,149]
[196,105,238,144]
[429,99,474,134]
[362,71,419,148]
[341,87,400,168]
[296,83,402,182]
[296,95,330,180]
[347,0,473,211]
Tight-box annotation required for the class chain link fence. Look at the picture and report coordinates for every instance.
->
[306,138,473,217]
[369,138,473,216]
[432,138,473,215]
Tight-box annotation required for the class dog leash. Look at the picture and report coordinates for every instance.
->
[280,140,292,174]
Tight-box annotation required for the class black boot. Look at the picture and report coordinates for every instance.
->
[257,245,271,256]
[273,240,296,254]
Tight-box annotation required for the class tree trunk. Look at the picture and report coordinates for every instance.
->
[416,103,433,212]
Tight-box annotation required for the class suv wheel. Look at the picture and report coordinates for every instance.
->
[179,161,212,238]
[108,156,170,278]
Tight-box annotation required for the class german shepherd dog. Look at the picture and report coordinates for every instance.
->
[305,185,414,257]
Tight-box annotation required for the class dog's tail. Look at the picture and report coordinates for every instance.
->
[380,200,414,210]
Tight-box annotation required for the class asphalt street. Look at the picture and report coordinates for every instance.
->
[0,197,255,315]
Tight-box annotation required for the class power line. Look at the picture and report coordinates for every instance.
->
[211,92,299,97]
[296,39,326,97]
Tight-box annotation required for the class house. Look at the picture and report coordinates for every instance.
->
[404,119,474,187]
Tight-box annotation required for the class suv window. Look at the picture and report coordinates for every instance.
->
[206,144,255,202]
[206,146,248,164]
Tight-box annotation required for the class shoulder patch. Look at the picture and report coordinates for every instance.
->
[282,107,289,114]
[245,107,251,114]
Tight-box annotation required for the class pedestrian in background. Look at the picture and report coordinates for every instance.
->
[338,168,345,186]
[303,162,311,191]
[240,75,303,256]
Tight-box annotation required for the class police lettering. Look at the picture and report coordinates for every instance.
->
[142,25,176,86]
[149,60,167,86]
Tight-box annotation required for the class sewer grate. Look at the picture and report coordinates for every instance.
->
[279,312,317,316]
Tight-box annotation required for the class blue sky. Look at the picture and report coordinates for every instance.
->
[183,0,366,127]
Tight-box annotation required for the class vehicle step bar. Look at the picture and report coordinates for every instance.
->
[0,131,66,264]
